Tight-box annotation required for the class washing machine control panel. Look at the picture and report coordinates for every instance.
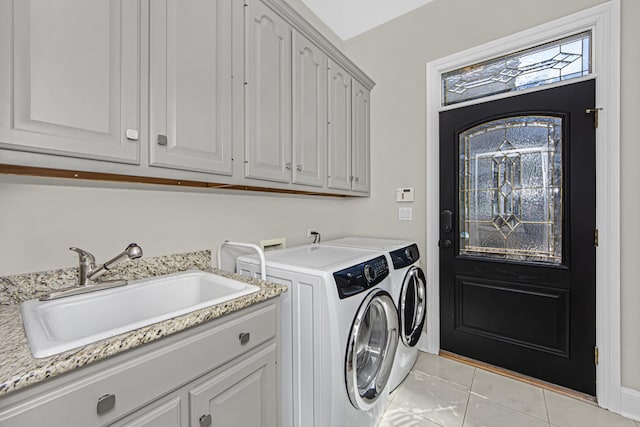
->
[333,256,389,299]
[390,244,420,269]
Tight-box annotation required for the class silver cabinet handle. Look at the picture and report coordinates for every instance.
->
[97,394,116,415]
[285,162,292,170]
[355,176,360,182]
[296,164,302,171]
[125,129,139,141]
[199,414,212,427]
[157,134,168,146]
[239,332,250,345]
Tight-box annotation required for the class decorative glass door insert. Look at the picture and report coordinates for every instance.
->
[458,116,562,264]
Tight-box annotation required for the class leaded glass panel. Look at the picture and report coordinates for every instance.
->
[443,32,591,106]
[459,116,562,264]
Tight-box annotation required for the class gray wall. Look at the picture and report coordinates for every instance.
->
[0,179,355,274]
[343,0,640,392]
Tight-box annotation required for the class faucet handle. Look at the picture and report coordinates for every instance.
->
[69,247,96,266]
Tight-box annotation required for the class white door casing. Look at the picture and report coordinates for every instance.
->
[424,0,620,411]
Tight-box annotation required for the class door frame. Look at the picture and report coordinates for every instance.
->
[423,0,621,410]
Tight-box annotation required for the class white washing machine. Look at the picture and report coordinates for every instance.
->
[321,237,427,391]
[236,245,398,427]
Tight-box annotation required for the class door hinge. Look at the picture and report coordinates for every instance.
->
[594,228,599,247]
[586,107,603,129]
[594,346,599,365]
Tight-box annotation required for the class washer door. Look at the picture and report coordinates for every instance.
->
[345,291,399,410]
[400,266,427,347]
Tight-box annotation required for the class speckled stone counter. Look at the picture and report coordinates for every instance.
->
[0,251,286,397]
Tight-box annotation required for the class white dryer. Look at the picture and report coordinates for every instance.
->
[321,237,427,391]
[236,245,398,427]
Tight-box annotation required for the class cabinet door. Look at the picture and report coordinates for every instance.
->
[190,344,277,427]
[149,0,233,175]
[291,30,326,188]
[327,60,352,191]
[351,80,370,193]
[0,0,139,163]
[108,395,186,427]
[244,0,291,183]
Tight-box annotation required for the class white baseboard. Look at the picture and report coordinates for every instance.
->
[621,387,640,422]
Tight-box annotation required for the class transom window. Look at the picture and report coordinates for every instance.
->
[442,31,591,106]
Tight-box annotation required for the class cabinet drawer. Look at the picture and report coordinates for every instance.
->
[0,303,277,426]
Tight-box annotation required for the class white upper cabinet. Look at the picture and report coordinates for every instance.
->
[0,0,374,195]
[351,79,370,193]
[327,60,352,191]
[149,0,234,175]
[244,0,292,183]
[291,30,327,188]
[0,0,140,163]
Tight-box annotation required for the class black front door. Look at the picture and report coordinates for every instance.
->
[439,80,596,395]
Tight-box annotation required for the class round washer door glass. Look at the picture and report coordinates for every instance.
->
[345,291,398,410]
[400,266,427,347]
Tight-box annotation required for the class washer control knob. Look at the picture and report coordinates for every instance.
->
[364,264,376,283]
[405,248,414,262]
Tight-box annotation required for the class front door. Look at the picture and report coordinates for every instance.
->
[439,80,596,395]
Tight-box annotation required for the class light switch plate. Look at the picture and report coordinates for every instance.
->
[398,207,412,221]
[396,187,415,202]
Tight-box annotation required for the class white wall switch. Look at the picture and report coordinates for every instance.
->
[398,207,412,221]
[396,187,415,202]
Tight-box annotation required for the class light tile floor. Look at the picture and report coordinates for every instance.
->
[380,352,640,427]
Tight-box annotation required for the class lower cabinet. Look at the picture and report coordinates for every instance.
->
[0,300,279,427]
[110,344,277,427]
[189,344,277,427]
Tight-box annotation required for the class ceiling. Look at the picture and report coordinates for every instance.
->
[301,0,435,41]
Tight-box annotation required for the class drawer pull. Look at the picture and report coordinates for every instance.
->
[96,393,116,415]
[239,332,250,345]
[200,414,212,427]
[157,134,168,146]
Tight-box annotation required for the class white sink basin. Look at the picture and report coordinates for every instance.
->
[20,271,260,358]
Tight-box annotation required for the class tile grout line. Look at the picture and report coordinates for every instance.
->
[461,367,477,425]
[543,388,551,426]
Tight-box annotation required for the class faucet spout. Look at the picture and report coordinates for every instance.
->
[87,243,143,282]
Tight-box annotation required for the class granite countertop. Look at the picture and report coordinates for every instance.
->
[0,250,286,397]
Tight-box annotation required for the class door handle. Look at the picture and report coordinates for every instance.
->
[441,209,453,233]
[439,240,452,249]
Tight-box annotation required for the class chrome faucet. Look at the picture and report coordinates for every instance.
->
[70,243,143,286]
[40,243,143,301]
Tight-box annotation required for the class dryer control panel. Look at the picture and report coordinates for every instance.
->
[390,244,420,269]
[333,256,389,299]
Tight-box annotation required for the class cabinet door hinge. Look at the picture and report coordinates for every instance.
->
[594,346,599,365]
[594,228,599,247]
